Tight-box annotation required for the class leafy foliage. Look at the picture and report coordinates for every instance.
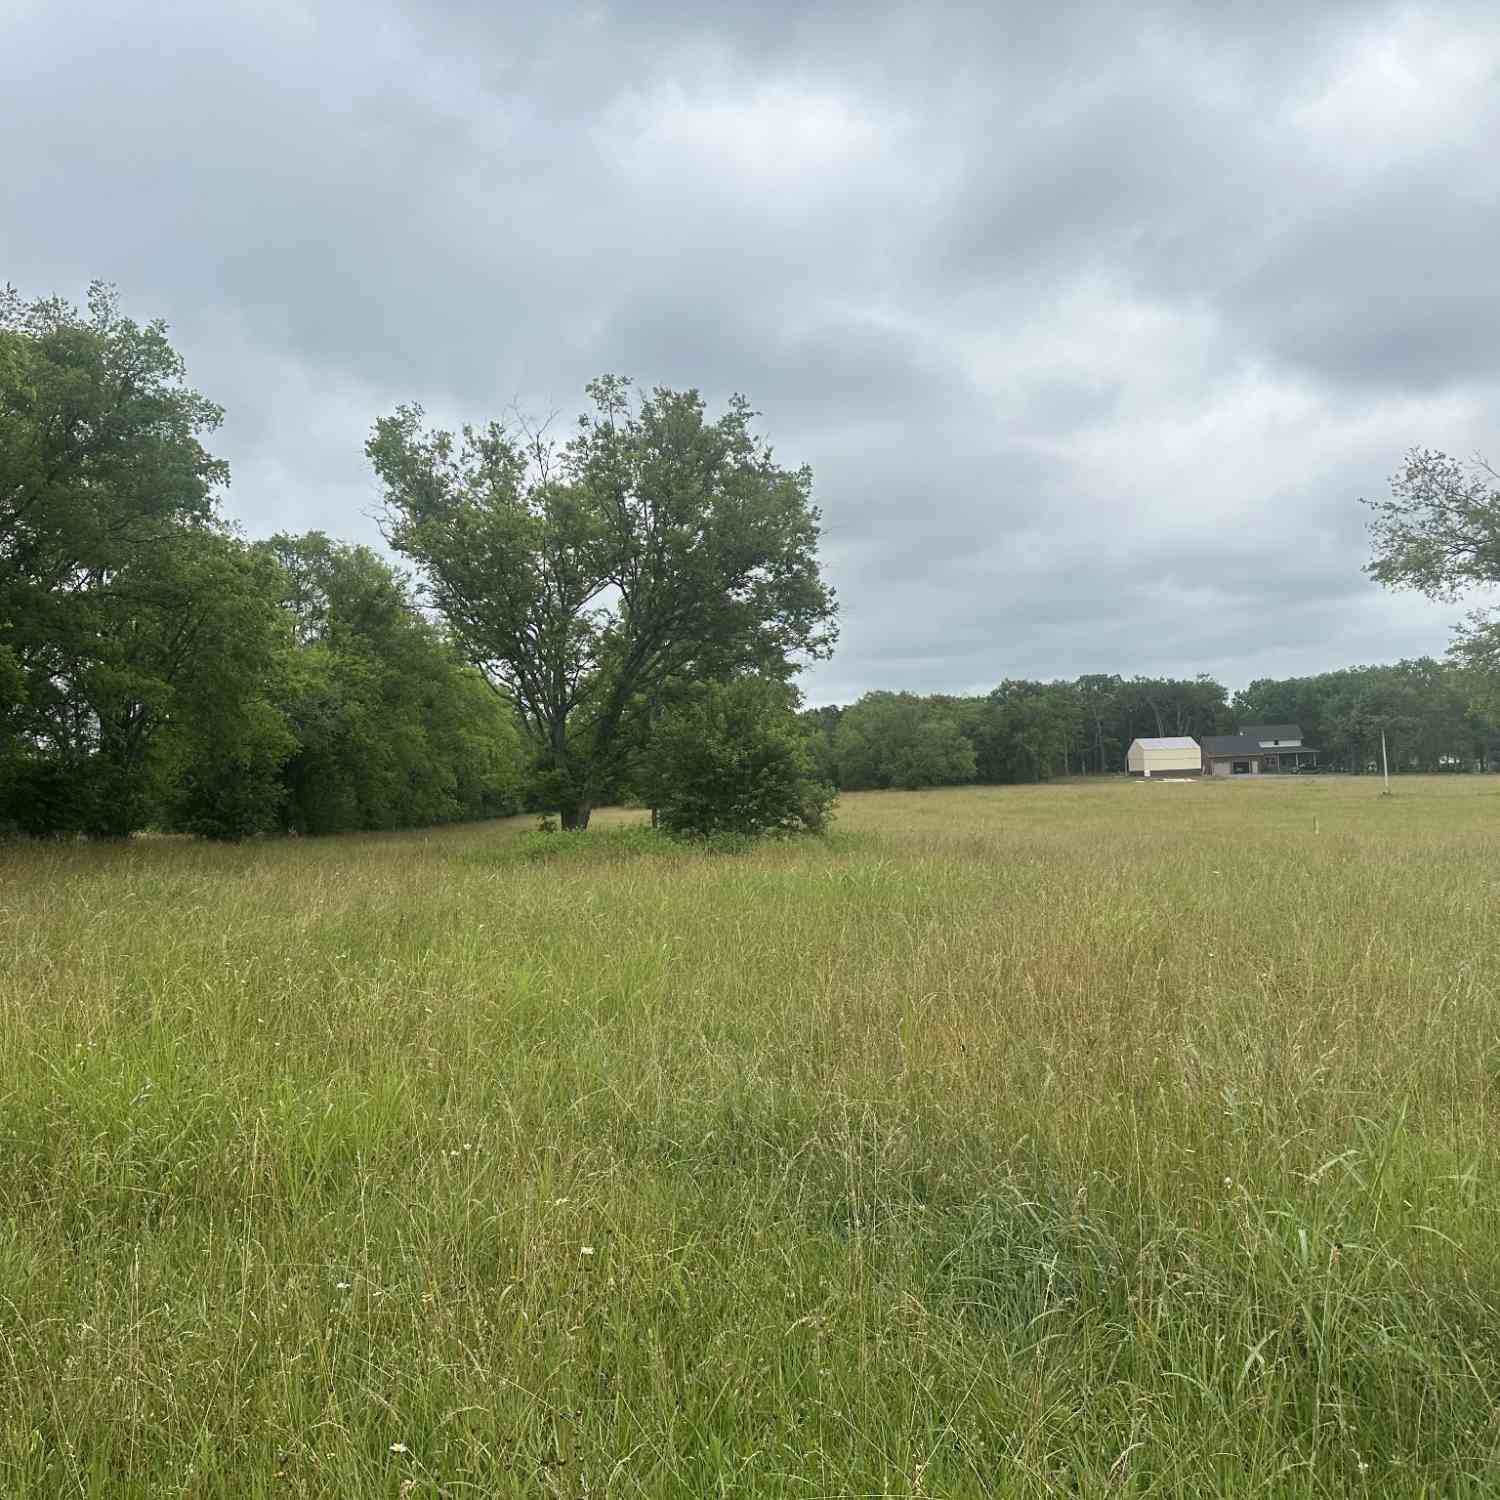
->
[367,378,837,829]
[1364,447,1500,734]
[0,282,226,616]
[13,281,1496,847]
[262,533,527,834]
[803,664,1497,788]
[829,691,976,790]
[1,287,530,839]
[1233,659,1498,773]
[973,680,1083,783]
[0,285,287,836]
[1365,449,1500,601]
[637,677,835,840]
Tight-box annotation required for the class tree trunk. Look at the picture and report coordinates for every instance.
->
[88,732,140,839]
[559,800,593,831]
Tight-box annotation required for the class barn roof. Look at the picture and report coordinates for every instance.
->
[1131,736,1199,749]
[1202,735,1264,755]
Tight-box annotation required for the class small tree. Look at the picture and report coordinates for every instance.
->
[636,677,834,840]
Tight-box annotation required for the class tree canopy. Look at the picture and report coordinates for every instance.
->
[799,663,1499,789]
[368,377,837,828]
[10,281,1499,841]
[1,285,531,839]
[1365,449,1500,601]
[0,283,277,835]
[830,692,976,790]
[1366,448,1500,721]
[261,533,527,835]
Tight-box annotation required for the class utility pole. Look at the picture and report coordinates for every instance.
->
[1381,727,1391,796]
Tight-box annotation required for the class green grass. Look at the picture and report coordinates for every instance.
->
[3,776,1500,1496]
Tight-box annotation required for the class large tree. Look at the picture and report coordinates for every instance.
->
[1115,675,1228,742]
[1,284,293,836]
[367,378,837,829]
[1,283,225,670]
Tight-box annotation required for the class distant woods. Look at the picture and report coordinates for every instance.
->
[804,665,1500,790]
[806,446,1500,791]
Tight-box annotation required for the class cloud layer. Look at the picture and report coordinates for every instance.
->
[5,0,1497,702]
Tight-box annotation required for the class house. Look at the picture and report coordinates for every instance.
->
[1127,736,1202,777]
[1240,724,1317,771]
[1202,724,1318,776]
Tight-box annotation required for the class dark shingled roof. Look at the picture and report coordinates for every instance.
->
[1238,723,1302,740]
[1201,735,1264,755]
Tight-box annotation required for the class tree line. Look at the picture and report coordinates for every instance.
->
[7,284,1500,837]
[801,661,1500,792]
[2,285,838,840]
[0,286,530,838]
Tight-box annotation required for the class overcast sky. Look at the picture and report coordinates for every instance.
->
[5,0,1497,704]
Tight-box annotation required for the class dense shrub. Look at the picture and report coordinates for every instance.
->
[638,678,835,841]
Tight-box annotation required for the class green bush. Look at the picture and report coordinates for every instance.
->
[637,678,835,841]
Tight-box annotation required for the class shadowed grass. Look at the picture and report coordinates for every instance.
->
[3,777,1500,1494]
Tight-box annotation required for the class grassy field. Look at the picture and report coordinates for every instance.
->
[3,776,1500,1497]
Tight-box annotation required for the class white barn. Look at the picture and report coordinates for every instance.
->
[1127,736,1201,777]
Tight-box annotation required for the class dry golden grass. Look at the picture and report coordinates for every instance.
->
[2,775,1499,1496]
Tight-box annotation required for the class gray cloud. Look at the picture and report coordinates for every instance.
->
[4,0,1496,705]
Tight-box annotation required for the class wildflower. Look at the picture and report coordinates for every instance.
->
[1222,1176,1233,1189]
[389,1441,409,1454]
[335,1282,351,1292]
[580,1245,595,1257]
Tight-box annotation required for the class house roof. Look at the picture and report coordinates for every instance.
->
[1130,736,1199,749]
[1238,723,1302,739]
[1202,735,1264,755]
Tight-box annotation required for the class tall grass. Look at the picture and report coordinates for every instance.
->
[2,777,1499,1495]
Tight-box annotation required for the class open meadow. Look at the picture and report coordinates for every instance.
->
[4,775,1500,1497]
